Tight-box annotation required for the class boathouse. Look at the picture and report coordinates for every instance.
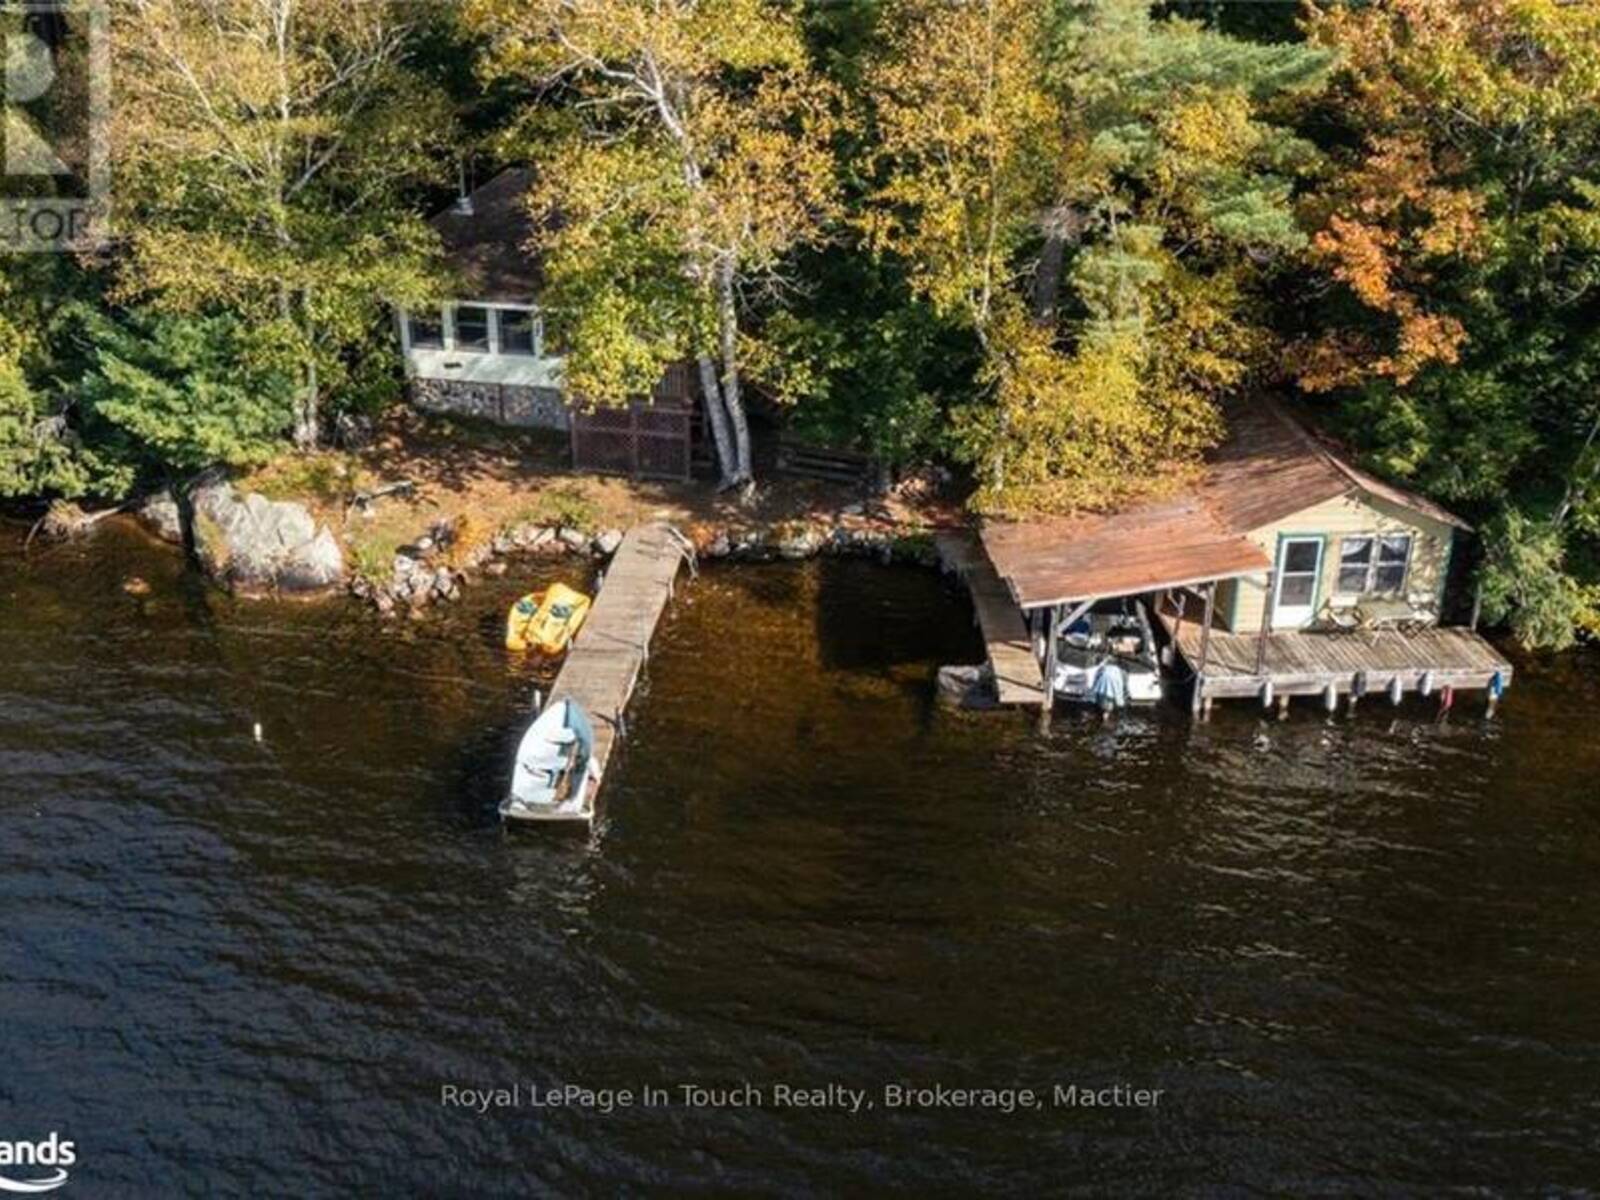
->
[975,401,1513,715]
[394,168,698,481]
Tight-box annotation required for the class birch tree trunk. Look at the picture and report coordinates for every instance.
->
[292,287,320,450]
[696,354,737,488]
[715,257,752,486]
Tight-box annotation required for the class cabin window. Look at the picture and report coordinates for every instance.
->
[498,309,539,356]
[408,309,445,349]
[452,305,491,351]
[1337,534,1412,594]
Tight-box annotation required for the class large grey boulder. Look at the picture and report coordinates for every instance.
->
[136,488,184,545]
[190,479,345,594]
[937,663,999,709]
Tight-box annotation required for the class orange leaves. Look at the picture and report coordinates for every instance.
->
[1314,216,1397,309]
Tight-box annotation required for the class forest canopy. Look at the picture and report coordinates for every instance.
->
[2,0,1598,646]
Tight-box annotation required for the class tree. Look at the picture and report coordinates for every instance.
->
[1296,0,1600,644]
[71,307,299,477]
[108,0,457,449]
[867,0,1330,514]
[0,254,113,500]
[465,0,842,488]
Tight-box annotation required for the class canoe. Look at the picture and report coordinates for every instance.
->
[506,582,592,655]
[500,697,599,824]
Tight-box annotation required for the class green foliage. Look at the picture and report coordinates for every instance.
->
[0,353,90,499]
[1291,0,1600,645]
[349,529,408,585]
[868,0,1327,514]
[1479,510,1598,652]
[753,252,974,465]
[523,485,597,532]
[70,307,297,476]
[109,0,457,446]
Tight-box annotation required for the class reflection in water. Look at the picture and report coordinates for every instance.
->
[1,520,1598,1193]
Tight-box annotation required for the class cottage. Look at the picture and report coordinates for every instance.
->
[396,169,573,431]
[394,168,698,480]
[973,402,1513,716]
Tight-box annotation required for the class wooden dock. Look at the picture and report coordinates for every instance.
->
[935,530,1046,706]
[1156,596,1512,709]
[550,523,691,799]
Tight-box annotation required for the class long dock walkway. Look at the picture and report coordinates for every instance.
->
[935,530,1046,706]
[550,523,691,796]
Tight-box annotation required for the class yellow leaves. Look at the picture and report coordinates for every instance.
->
[1159,89,1259,171]
[964,288,1230,519]
[865,0,1062,328]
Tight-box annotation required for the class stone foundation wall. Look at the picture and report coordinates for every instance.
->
[411,378,571,431]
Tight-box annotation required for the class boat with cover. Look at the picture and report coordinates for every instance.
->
[1043,597,1163,709]
[501,697,599,824]
[506,582,592,655]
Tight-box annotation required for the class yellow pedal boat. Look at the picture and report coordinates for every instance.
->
[506,582,592,655]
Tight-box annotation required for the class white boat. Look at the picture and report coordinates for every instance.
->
[501,697,599,825]
[1044,597,1163,709]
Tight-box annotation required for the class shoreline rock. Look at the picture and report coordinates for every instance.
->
[136,489,184,545]
[190,477,345,596]
[352,510,948,619]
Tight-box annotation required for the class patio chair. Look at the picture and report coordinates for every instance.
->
[1400,592,1439,635]
[1318,598,1369,636]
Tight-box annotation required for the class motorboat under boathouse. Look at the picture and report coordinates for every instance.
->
[955,401,1513,718]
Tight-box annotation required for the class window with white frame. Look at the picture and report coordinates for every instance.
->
[408,308,445,349]
[453,305,491,352]
[1336,533,1412,595]
[497,308,539,356]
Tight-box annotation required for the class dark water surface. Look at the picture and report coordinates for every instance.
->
[2,521,1598,1195]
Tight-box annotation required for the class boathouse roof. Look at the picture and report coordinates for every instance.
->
[428,167,542,303]
[981,400,1471,609]
[1203,401,1470,534]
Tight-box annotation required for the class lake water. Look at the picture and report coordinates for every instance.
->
[2,520,1598,1194]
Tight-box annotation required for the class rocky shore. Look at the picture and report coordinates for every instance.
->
[130,471,946,618]
[348,509,942,620]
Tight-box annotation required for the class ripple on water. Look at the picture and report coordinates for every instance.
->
[1,522,1598,1192]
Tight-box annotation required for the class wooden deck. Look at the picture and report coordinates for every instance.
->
[1156,596,1513,705]
[549,523,690,801]
[935,530,1046,706]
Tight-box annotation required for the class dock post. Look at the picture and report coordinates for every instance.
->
[1324,682,1337,713]
[1191,583,1215,722]
[1039,604,1061,733]
[1255,569,1274,677]
[1276,693,1290,721]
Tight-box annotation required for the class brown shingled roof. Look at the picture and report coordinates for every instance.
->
[981,492,1272,609]
[1204,401,1471,533]
[980,399,1470,608]
[428,167,542,303]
